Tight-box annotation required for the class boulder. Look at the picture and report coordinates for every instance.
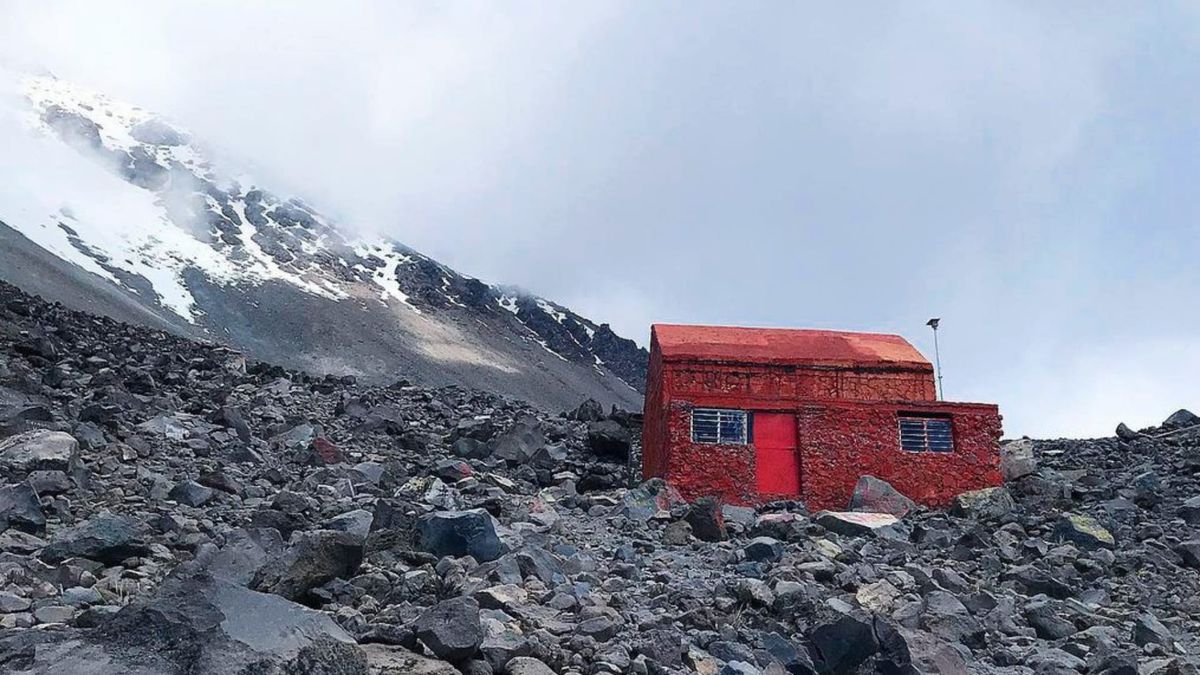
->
[1162,409,1200,429]
[168,479,214,507]
[1132,613,1175,648]
[252,529,364,602]
[40,512,149,564]
[416,509,507,562]
[1115,423,1141,441]
[324,509,374,543]
[414,596,483,663]
[949,487,1014,520]
[744,536,784,563]
[1179,495,1200,525]
[196,527,285,586]
[848,476,916,517]
[570,398,606,422]
[0,430,80,475]
[452,438,490,460]
[999,438,1038,481]
[807,614,878,674]
[1053,513,1115,550]
[685,497,728,542]
[0,571,365,674]
[490,420,545,465]
[506,657,557,675]
[586,420,631,462]
[1176,540,1200,569]
[361,644,459,674]
[815,511,900,537]
[759,631,816,675]
[0,482,45,533]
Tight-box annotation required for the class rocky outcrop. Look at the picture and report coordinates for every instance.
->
[0,281,1199,671]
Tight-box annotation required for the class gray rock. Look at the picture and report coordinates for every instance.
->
[1133,613,1175,648]
[1000,438,1038,481]
[33,605,76,624]
[490,420,545,465]
[416,509,507,562]
[1053,513,1115,550]
[1180,495,1200,525]
[0,592,31,613]
[586,420,631,462]
[414,596,483,663]
[808,614,878,674]
[362,643,459,674]
[1115,422,1141,441]
[452,438,491,460]
[685,497,728,542]
[949,487,1015,520]
[0,482,45,533]
[3,571,363,673]
[849,475,917,517]
[1162,409,1200,429]
[252,529,364,602]
[198,527,286,585]
[27,470,74,496]
[40,512,149,564]
[505,657,556,675]
[1176,540,1200,569]
[760,631,816,674]
[744,536,784,563]
[324,509,374,543]
[0,430,80,475]
[815,511,900,537]
[168,479,214,507]
[577,615,617,642]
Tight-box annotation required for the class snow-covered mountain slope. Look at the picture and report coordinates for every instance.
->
[0,73,646,411]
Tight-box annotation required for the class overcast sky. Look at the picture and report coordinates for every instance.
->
[2,2,1198,438]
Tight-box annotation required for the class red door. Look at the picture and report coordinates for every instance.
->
[754,412,800,495]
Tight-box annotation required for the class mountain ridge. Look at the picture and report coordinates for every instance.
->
[0,73,646,412]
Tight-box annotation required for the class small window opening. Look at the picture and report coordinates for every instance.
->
[692,408,749,444]
[898,415,954,453]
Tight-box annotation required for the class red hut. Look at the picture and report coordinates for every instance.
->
[641,324,1002,510]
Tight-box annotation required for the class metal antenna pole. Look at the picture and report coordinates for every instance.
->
[926,318,943,400]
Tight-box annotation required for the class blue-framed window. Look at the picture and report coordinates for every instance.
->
[691,408,749,444]
[898,415,954,453]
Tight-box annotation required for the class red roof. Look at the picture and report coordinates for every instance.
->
[652,324,932,369]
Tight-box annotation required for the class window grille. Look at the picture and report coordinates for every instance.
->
[691,408,749,444]
[898,416,954,453]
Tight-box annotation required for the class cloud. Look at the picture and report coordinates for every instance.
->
[2,2,1198,437]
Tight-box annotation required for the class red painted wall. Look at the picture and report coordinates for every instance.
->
[642,337,1003,510]
[796,400,1002,509]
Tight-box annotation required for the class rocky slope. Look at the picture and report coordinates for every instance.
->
[0,281,1199,674]
[0,72,646,412]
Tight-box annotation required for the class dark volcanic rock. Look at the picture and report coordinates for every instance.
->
[414,596,483,663]
[0,571,364,674]
[416,509,507,562]
[848,475,916,517]
[685,497,728,542]
[252,529,365,603]
[40,512,149,564]
[0,430,80,475]
[0,483,45,533]
[808,614,878,674]
[586,420,632,462]
[168,479,215,507]
[490,420,545,465]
